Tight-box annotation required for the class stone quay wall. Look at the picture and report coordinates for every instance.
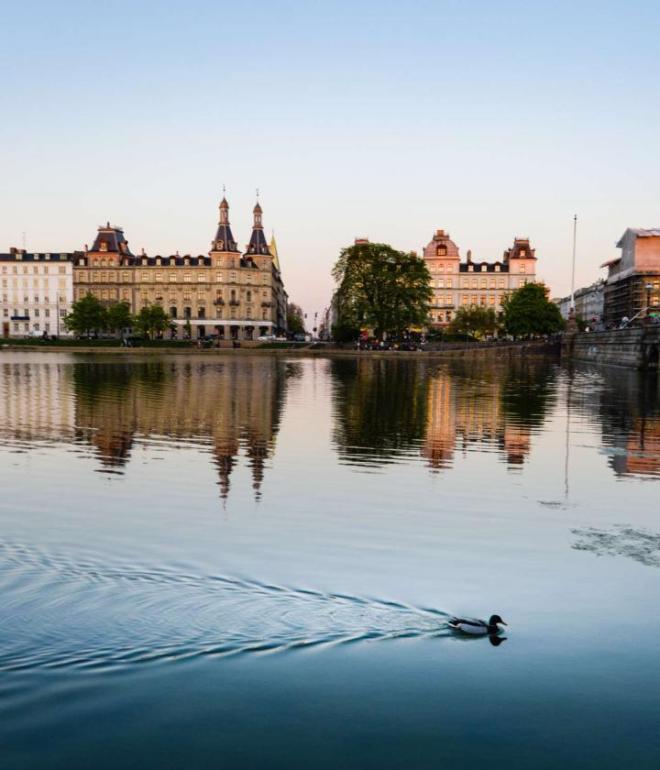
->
[562,327,660,369]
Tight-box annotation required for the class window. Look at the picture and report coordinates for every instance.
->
[436,246,447,256]
[462,296,468,305]
[471,279,478,289]
[155,273,163,282]
[520,264,526,274]
[216,272,223,282]
[446,279,452,288]
[34,309,39,317]
[498,279,505,288]
[480,295,486,306]
[45,309,50,317]
[495,264,500,272]
[169,274,177,282]
[437,279,444,289]
[184,273,191,282]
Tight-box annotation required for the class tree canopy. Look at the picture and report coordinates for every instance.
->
[105,301,133,335]
[133,304,171,339]
[501,282,564,338]
[449,305,498,339]
[332,242,432,338]
[64,293,107,337]
[287,302,305,335]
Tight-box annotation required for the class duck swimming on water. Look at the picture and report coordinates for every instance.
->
[448,615,507,636]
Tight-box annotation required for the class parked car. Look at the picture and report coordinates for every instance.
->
[258,334,277,342]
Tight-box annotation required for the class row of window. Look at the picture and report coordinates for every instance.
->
[3,308,67,318]
[1,295,67,304]
[1,265,67,275]
[76,271,270,285]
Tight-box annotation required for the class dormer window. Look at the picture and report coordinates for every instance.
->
[520,249,526,257]
[436,246,447,256]
[495,264,500,272]
[100,242,108,252]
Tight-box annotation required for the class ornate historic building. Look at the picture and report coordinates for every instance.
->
[73,197,288,340]
[422,229,537,328]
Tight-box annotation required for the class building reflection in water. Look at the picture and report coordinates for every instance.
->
[589,366,660,477]
[423,359,557,470]
[1,355,659,490]
[0,356,296,500]
[73,358,296,498]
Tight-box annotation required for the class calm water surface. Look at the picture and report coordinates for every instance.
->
[1,352,659,769]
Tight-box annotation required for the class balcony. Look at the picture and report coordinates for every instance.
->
[229,300,240,307]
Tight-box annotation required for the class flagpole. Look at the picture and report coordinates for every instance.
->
[570,214,577,310]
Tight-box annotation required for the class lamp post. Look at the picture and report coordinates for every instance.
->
[645,282,653,318]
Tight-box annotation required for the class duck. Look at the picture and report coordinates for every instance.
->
[448,614,507,636]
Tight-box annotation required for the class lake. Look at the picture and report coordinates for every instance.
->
[1,351,659,769]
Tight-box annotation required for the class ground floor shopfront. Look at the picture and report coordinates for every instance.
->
[170,318,277,340]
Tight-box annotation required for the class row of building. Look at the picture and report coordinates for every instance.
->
[555,228,660,327]
[1,198,288,340]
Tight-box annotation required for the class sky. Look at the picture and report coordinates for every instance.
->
[2,0,659,317]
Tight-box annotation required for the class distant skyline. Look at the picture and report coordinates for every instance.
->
[2,0,659,315]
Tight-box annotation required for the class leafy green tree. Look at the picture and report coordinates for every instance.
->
[105,301,133,336]
[501,283,564,338]
[449,305,499,339]
[287,302,305,335]
[331,321,361,343]
[332,242,432,339]
[64,293,107,337]
[133,304,171,339]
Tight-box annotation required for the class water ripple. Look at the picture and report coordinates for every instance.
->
[0,540,449,673]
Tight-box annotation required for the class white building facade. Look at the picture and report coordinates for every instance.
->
[1,249,75,338]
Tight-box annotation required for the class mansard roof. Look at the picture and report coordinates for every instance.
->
[423,229,461,260]
[89,223,133,256]
[503,238,536,261]
[0,250,79,262]
[459,261,509,273]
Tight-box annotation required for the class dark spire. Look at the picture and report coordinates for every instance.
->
[245,200,271,257]
[212,196,239,252]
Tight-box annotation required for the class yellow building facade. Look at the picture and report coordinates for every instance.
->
[73,198,288,340]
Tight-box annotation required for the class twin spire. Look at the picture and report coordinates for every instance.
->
[213,195,271,257]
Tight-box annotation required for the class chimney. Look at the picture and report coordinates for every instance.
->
[467,249,472,263]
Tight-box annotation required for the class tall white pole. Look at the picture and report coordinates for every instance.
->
[570,214,577,310]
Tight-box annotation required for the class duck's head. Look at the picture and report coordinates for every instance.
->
[488,614,507,627]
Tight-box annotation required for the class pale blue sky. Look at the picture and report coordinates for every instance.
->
[2,0,659,315]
